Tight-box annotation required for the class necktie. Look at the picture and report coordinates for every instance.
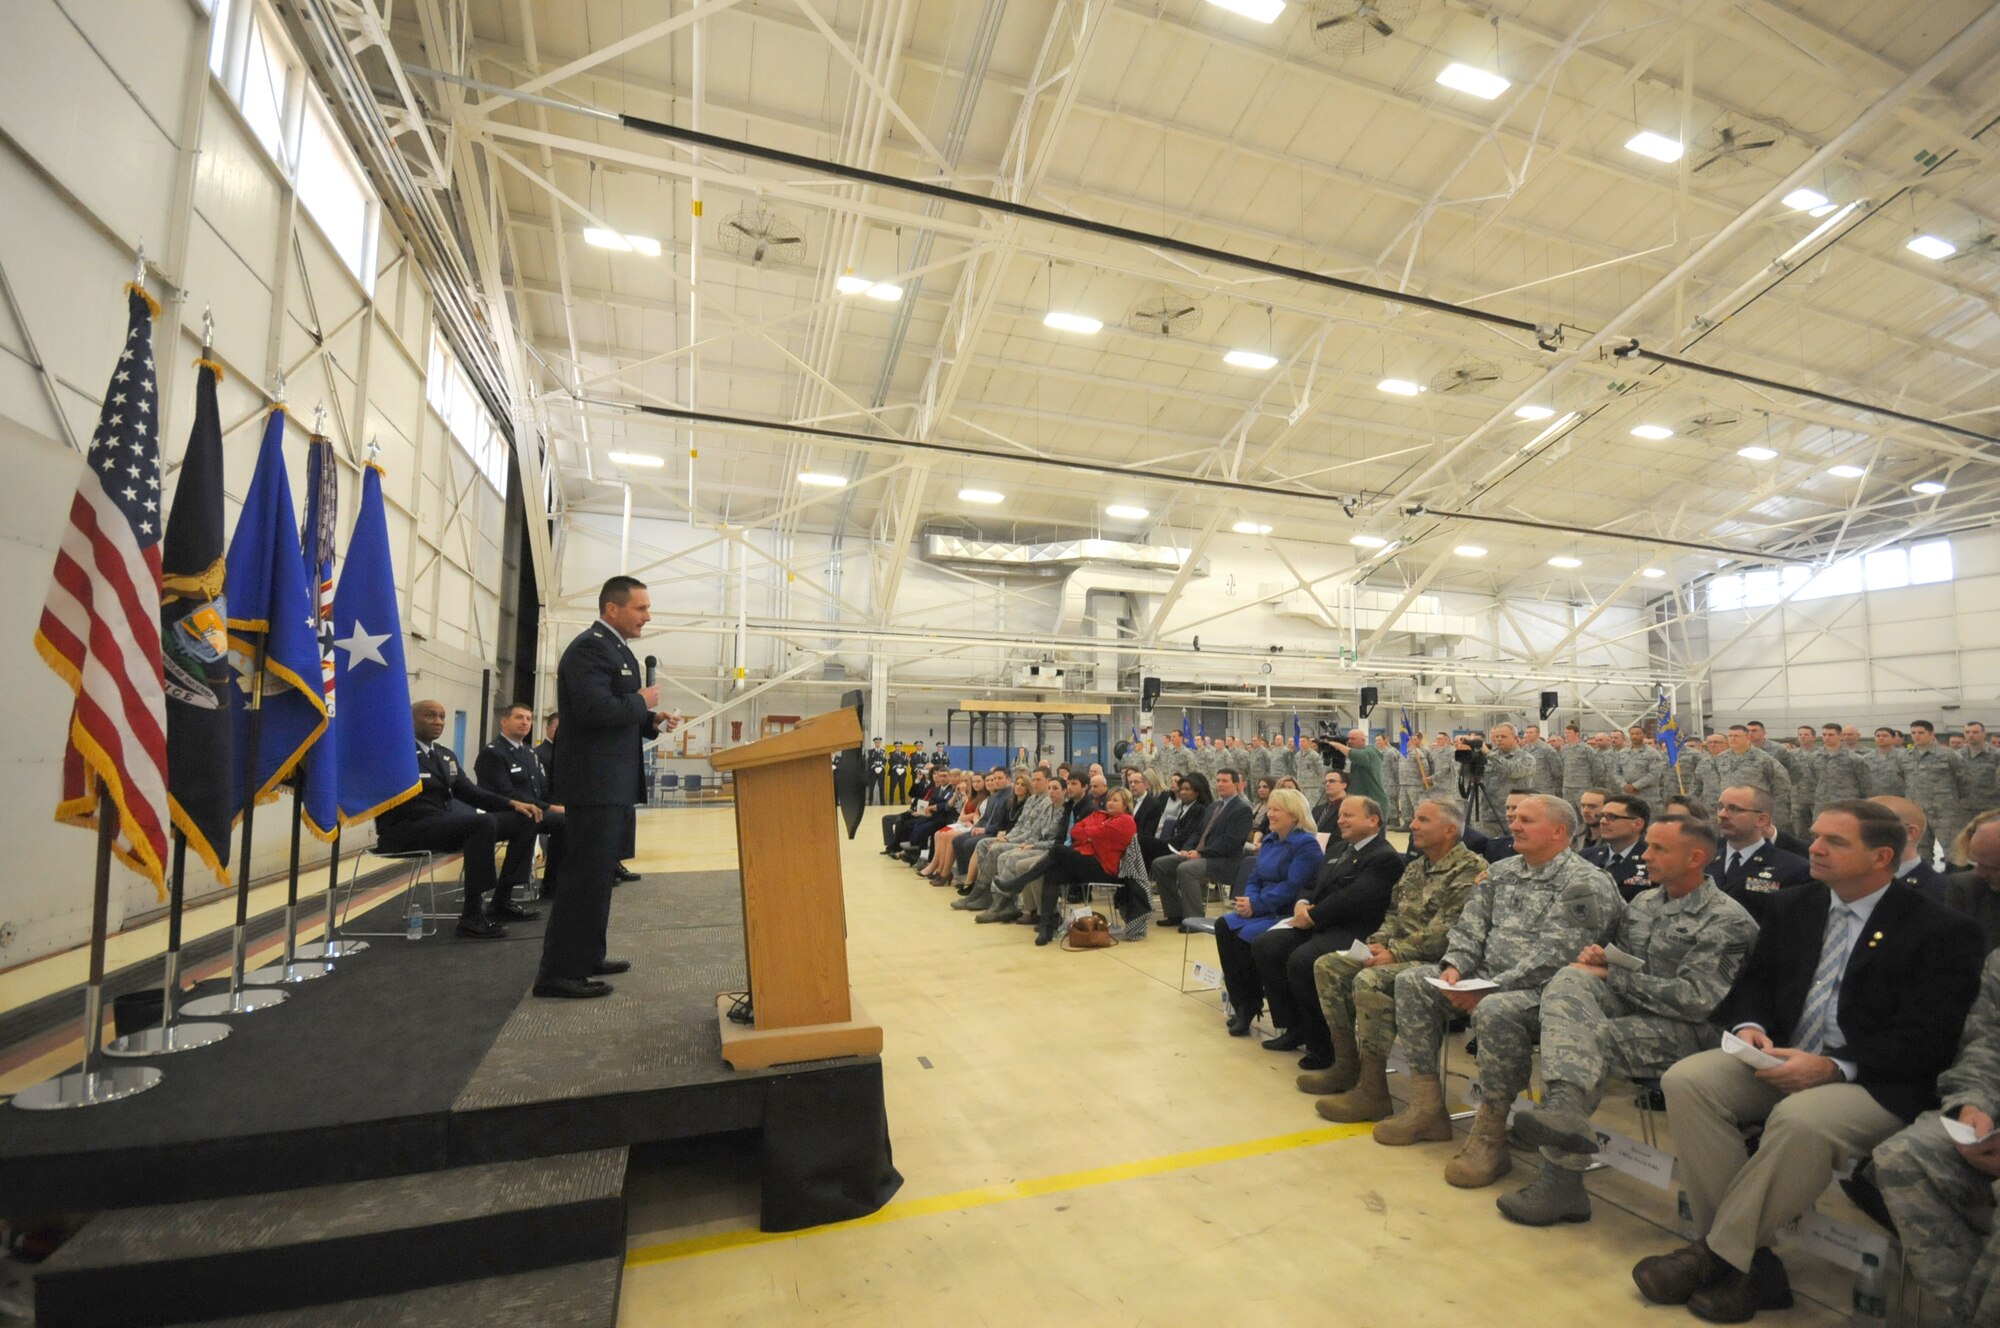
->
[1793,903,1856,1055]
[1725,850,1741,878]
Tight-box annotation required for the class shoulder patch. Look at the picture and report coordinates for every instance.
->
[1474,871,1488,884]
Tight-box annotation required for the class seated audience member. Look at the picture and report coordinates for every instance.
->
[1632,801,1982,1322]
[1247,777,1277,849]
[881,766,938,854]
[1477,791,1532,862]
[940,769,1019,892]
[477,701,566,897]
[903,773,967,863]
[1583,795,1652,898]
[1500,816,1758,1226]
[1312,771,1349,834]
[1025,787,1145,945]
[1150,769,1253,926]
[1376,795,1622,1189]
[1577,787,1611,849]
[988,773,1095,928]
[1663,794,1710,822]
[1945,813,2000,952]
[922,772,986,882]
[380,699,545,939]
[1873,948,2000,1327]
[1257,796,1405,1070]
[1217,789,1326,1034]
[1307,797,1486,1112]
[1871,794,1946,900]
[1708,785,1813,920]
[1129,768,1172,861]
[967,769,1060,921]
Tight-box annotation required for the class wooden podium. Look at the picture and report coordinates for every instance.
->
[707,706,882,1070]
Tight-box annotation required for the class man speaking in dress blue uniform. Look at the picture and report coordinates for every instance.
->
[535,576,681,999]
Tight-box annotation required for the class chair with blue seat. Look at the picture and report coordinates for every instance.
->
[684,773,704,803]
[657,772,681,805]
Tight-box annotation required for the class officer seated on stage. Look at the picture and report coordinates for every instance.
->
[378,699,545,938]
[478,701,566,899]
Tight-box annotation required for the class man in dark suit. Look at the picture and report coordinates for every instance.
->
[1311,770,1348,834]
[477,701,566,897]
[1581,794,1649,896]
[536,576,678,999]
[1633,800,1983,1321]
[1873,794,1948,901]
[1258,795,1405,1070]
[1127,767,1171,861]
[1710,784,1814,920]
[1150,768,1253,925]
[378,700,545,938]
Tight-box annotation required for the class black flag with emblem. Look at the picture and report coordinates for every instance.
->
[159,358,235,882]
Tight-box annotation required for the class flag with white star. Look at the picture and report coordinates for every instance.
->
[32,285,172,896]
[329,462,418,825]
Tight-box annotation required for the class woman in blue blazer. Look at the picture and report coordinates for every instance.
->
[1215,789,1325,1035]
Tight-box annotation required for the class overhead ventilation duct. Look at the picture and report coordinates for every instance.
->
[922,533,1201,574]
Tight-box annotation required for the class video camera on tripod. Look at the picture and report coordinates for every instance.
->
[1452,734,1487,800]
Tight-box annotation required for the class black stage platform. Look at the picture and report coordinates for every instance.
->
[1,870,901,1232]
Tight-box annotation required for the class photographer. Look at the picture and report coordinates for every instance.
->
[1458,724,1538,837]
[1320,728,1386,806]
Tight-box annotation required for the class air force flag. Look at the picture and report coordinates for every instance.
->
[329,463,419,825]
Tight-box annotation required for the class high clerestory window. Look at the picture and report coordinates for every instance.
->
[1706,539,1953,611]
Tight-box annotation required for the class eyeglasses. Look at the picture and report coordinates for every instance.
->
[1598,812,1643,823]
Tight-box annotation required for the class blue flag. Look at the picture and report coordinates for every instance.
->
[1399,709,1414,756]
[328,463,419,825]
[297,433,340,838]
[226,410,326,815]
[1291,711,1301,750]
[1181,712,1193,746]
[1656,689,1682,766]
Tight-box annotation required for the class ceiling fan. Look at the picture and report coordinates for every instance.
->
[1126,289,1205,338]
[1690,122,1778,175]
[1307,0,1417,57]
[716,208,807,266]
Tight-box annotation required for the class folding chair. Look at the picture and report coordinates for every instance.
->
[333,848,441,940]
[657,772,681,805]
[684,773,704,803]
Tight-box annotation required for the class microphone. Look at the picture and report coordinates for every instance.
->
[644,655,658,688]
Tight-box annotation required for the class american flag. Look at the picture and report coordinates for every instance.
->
[31,286,170,895]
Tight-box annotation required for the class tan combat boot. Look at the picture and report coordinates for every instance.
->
[1371,1071,1455,1144]
[1443,1102,1514,1187]
[1313,1052,1390,1120]
[1295,1017,1362,1096]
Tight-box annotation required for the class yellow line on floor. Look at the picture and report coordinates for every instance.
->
[624,1120,1375,1268]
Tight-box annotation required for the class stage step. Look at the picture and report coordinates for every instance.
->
[181,1257,624,1328]
[35,1148,628,1328]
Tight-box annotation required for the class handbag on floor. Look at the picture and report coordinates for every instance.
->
[1062,910,1117,950]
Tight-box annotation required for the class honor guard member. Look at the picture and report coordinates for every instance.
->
[1862,727,1908,798]
[1709,785,1814,921]
[930,740,950,772]
[477,701,566,897]
[379,700,545,938]
[866,738,888,805]
[1560,724,1595,813]
[536,576,679,999]
[1874,949,2000,1328]
[1377,795,1623,1188]
[1619,726,1667,801]
[1500,814,1757,1225]
[1903,720,1968,866]
[1812,724,1873,814]
[886,743,912,803]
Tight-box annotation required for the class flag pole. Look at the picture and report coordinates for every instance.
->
[182,637,288,1017]
[104,830,231,1056]
[13,788,165,1108]
[295,826,363,960]
[244,771,330,985]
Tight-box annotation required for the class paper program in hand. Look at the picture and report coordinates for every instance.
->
[1603,943,1645,972]
[1425,974,1499,992]
[1721,1030,1785,1071]
[1942,1115,2000,1147]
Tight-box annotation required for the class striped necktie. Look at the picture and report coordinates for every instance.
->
[1792,902,1856,1055]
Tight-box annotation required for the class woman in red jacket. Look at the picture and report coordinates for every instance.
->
[1029,788,1144,946]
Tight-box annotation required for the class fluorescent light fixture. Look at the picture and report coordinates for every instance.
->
[1547,556,1583,569]
[958,488,1004,504]
[1349,534,1390,549]
[1454,545,1487,558]
[1630,424,1674,440]
[797,471,847,488]
[1223,349,1280,370]
[583,228,660,257]
[1828,464,1866,479]
[1105,504,1150,520]
[1042,311,1102,335]
[607,451,664,468]
[1625,131,1684,163]
[1436,62,1510,100]
[1913,480,1948,495]
[834,274,872,294]
[1641,567,1666,579]
[1514,404,1556,421]
[1906,234,1957,260]
[1737,445,1778,461]
[1377,378,1423,396]
[1783,188,1830,213]
[1205,0,1285,21]
[1232,521,1273,535]
[865,282,903,301]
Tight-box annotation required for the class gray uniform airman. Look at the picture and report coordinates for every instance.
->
[1861,733,1907,798]
[1561,733,1597,811]
[1904,732,1967,864]
[1619,739,1668,801]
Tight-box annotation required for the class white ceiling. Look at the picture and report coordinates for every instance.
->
[386,0,2000,600]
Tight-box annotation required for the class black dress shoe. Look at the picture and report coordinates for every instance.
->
[1687,1248,1793,1323]
[592,958,631,975]
[532,977,612,999]
[455,915,506,939]
[1226,1010,1256,1037]
[613,865,641,882]
[1296,1052,1334,1071]
[490,901,541,921]
[1262,1028,1305,1052]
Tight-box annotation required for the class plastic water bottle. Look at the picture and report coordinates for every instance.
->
[1676,1189,1698,1242]
[1849,1252,1888,1324]
[405,897,423,941]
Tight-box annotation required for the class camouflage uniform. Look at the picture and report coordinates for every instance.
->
[1245,745,1271,786]
[1713,748,1791,805]
[1379,746,1403,820]
[1391,849,1623,1110]
[973,792,1060,890]
[1295,746,1325,795]
[1400,746,1436,824]
[1810,747,1872,815]
[1780,744,1817,837]
[1860,745,1907,799]
[1270,745,1297,783]
[1524,740,1563,797]
[1561,741,1598,812]
[1874,950,2000,1328]
[1962,746,1999,822]
[1618,745,1668,801]
[1905,743,1967,865]
[1589,745,1622,793]
[1476,748,1539,837]
[1673,745,1716,807]
[1501,881,1756,1171]
[1315,842,1486,1060]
